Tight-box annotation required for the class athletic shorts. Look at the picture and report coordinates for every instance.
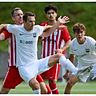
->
[76,65,93,82]
[3,66,23,89]
[18,56,50,83]
[36,75,44,83]
[41,64,60,80]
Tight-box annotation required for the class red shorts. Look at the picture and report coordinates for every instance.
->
[36,74,44,83]
[3,66,23,89]
[41,64,60,80]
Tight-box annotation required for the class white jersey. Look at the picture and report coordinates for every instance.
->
[7,24,44,67]
[69,36,96,68]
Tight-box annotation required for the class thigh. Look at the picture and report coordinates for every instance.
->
[37,56,50,74]
[18,62,38,83]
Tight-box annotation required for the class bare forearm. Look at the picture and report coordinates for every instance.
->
[42,16,69,37]
[0,33,5,40]
[62,40,71,52]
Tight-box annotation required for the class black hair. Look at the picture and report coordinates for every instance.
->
[44,4,57,14]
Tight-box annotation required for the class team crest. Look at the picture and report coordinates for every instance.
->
[33,33,37,38]
[85,48,90,53]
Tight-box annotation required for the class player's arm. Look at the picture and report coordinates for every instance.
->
[0,33,5,40]
[42,16,69,37]
[0,24,7,33]
[0,29,11,40]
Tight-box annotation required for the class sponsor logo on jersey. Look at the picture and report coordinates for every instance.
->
[20,40,33,44]
[19,33,24,35]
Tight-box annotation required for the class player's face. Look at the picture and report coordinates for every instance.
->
[46,9,57,21]
[12,10,23,25]
[24,16,35,31]
[75,30,86,43]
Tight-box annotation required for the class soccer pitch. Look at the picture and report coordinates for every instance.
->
[0,80,96,94]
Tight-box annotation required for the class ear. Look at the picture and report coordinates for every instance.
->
[12,17,15,22]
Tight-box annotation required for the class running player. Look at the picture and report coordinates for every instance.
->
[64,23,96,94]
[0,8,48,94]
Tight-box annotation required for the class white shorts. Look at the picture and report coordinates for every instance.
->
[76,64,96,82]
[18,56,50,83]
[91,64,96,80]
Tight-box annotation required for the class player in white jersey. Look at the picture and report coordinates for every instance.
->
[0,12,78,94]
[64,23,96,94]
[0,8,50,94]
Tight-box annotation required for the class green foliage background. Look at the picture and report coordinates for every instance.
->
[0,2,96,51]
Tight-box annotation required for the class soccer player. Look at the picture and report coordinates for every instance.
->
[64,23,96,94]
[40,4,71,94]
[0,8,48,94]
[0,12,78,94]
[0,7,23,94]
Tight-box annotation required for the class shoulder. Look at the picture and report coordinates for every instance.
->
[86,36,95,43]
[70,38,77,46]
[40,22,48,26]
[60,25,69,33]
[34,25,43,29]
[33,25,44,33]
[71,38,77,43]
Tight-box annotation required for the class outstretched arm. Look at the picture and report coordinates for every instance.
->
[0,33,5,40]
[42,16,69,37]
[0,24,7,33]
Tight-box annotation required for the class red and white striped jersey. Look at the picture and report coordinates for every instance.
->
[1,28,16,66]
[41,22,71,58]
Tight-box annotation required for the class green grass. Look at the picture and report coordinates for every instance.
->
[0,80,96,94]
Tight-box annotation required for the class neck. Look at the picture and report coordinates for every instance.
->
[24,25,33,31]
[48,20,57,25]
[77,37,86,44]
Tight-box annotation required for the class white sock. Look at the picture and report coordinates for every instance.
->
[33,89,41,94]
[59,55,78,75]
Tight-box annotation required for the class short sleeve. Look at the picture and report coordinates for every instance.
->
[7,24,17,35]
[89,37,96,52]
[61,26,71,42]
[69,43,74,55]
[35,25,44,36]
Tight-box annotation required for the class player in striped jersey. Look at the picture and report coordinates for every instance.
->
[0,8,49,94]
[0,7,23,94]
[40,4,71,94]
[64,23,96,94]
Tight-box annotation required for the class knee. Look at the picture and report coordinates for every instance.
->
[49,79,56,83]
[29,78,40,90]
[41,88,47,94]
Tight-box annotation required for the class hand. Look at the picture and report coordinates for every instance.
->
[55,49,63,54]
[58,16,70,24]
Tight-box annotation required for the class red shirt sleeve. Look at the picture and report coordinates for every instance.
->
[61,26,71,42]
[0,28,11,39]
